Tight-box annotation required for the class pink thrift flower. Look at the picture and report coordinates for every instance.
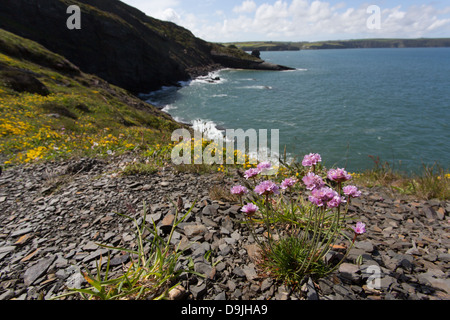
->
[257,161,273,174]
[312,187,337,202]
[281,178,298,190]
[327,196,345,208]
[327,168,352,183]
[242,203,258,216]
[244,168,261,180]
[343,185,362,198]
[231,185,249,196]
[308,195,324,207]
[352,222,366,235]
[302,153,322,167]
[302,172,325,190]
[257,161,272,170]
[254,180,280,196]
[309,187,338,207]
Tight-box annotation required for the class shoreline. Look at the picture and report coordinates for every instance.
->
[140,67,231,137]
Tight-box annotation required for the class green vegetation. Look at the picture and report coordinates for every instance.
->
[226,38,450,51]
[0,28,181,166]
[53,201,198,300]
[350,157,450,200]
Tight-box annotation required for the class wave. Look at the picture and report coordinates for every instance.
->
[192,70,227,85]
[191,119,226,141]
[172,116,192,126]
[281,68,308,72]
[241,85,273,90]
[161,104,178,113]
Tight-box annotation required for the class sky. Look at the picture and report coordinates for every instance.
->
[119,0,450,42]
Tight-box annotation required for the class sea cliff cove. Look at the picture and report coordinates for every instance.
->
[0,0,449,307]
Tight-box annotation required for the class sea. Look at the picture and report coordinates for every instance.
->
[141,48,450,173]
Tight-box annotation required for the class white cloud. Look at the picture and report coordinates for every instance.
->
[121,0,450,42]
[233,0,258,14]
[160,8,182,24]
[120,0,180,20]
[206,1,450,41]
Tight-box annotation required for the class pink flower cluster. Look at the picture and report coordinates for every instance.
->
[243,161,273,180]
[231,185,249,196]
[302,153,322,167]
[280,178,298,190]
[343,185,362,198]
[242,203,258,216]
[327,168,352,183]
[254,180,280,196]
[352,222,366,235]
[302,172,325,190]
[308,187,344,208]
[300,153,361,209]
[244,168,260,179]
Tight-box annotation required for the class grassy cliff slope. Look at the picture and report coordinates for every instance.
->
[0,28,183,166]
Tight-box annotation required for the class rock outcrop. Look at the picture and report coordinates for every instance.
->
[0,0,292,94]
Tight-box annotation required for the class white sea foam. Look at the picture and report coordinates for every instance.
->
[192,70,226,85]
[191,119,226,141]
[161,104,177,113]
[241,85,273,90]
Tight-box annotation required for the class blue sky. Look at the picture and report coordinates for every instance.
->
[120,0,450,42]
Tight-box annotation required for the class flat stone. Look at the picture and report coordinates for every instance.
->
[169,285,186,300]
[242,265,258,281]
[305,277,319,300]
[23,256,56,286]
[161,214,175,230]
[202,204,219,216]
[214,291,227,300]
[15,234,32,245]
[393,254,414,271]
[82,248,109,263]
[66,271,85,289]
[418,272,450,294]
[436,208,446,220]
[438,253,450,262]
[219,244,231,256]
[232,266,246,278]
[109,253,130,267]
[355,241,374,253]
[338,263,361,284]
[0,246,15,254]
[183,224,208,238]
[190,283,207,299]
[194,262,213,278]
[245,244,262,263]
[10,228,33,237]
[379,275,397,291]
[261,278,273,292]
[82,241,99,251]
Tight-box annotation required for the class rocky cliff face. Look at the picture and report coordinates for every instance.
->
[0,0,291,94]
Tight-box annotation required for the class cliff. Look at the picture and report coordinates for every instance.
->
[0,27,185,165]
[0,0,292,94]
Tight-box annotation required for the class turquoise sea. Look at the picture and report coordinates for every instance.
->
[143,48,450,173]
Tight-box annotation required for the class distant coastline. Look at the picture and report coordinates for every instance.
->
[225,38,450,51]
